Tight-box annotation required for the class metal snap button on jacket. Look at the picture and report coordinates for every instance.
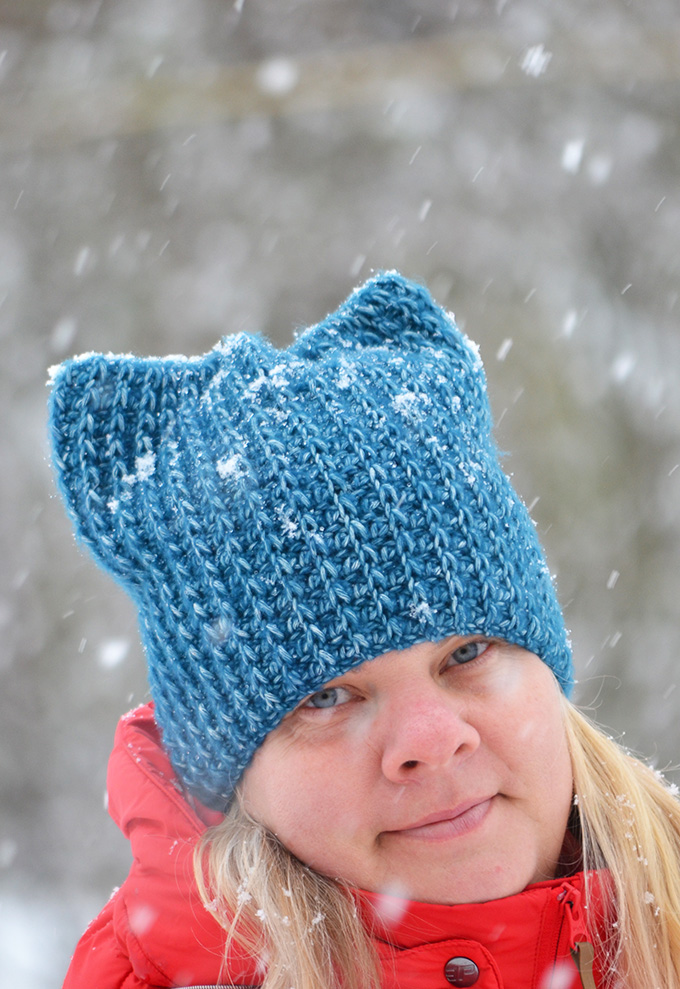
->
[444,956,480,987]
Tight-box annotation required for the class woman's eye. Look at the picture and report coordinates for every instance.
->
[449,640,490,665]
[303,686,353,709]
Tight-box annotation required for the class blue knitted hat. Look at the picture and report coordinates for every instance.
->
[48,271,572,808]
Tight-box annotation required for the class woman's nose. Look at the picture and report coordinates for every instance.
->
[377,687,480,783]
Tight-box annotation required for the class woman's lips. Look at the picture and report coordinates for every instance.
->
[385,797,495,841]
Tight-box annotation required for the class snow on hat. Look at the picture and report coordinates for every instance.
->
[48,271,572,808]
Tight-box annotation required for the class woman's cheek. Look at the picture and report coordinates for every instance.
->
[286,763,369,843]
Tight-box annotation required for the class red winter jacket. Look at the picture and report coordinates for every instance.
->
[63,704,604,989]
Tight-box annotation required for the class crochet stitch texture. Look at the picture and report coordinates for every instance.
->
[49,271,572,807]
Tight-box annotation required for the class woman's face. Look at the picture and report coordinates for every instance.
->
[240,637,574,904]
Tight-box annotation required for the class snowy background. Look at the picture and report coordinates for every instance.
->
[1,1,679,985]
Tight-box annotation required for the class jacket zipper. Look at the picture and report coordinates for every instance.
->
[570,941,597,989]
[555,880,597,989]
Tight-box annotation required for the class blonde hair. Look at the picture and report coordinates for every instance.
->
[195,700,680,989]
[195,792,381,989]
[564,701,680,988]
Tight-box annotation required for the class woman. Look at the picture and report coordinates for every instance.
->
[50,272,680,988]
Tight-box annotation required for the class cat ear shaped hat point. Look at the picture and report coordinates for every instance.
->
[49,271,572,808]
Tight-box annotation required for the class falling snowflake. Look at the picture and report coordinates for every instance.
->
[521,44,552,78]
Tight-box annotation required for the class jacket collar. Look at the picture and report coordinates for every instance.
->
[356,874,602,989]
[356,873,590,949]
